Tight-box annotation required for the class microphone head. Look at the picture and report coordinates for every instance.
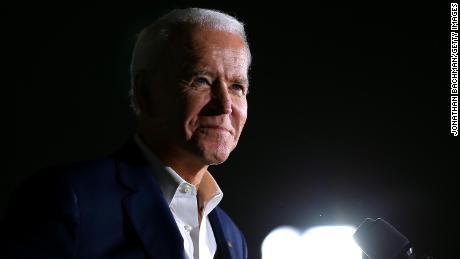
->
[353,218,411,259]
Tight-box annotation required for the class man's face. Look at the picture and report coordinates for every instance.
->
[146,26,249,165]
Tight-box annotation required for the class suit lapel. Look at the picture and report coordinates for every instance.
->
[115,139,185,259]
[209,209,234,259]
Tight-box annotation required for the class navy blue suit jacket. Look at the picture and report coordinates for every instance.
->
[1,139,248,259]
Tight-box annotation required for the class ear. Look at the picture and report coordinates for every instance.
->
[133,70,154,117]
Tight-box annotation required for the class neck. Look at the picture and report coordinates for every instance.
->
[138,128,208,187]
[164,157,208,187]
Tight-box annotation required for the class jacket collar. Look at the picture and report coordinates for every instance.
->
[114,137,239,259]
[114,138,185,259]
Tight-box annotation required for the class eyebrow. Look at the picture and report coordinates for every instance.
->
[190,69,214,77]
[189,69,249,86]
[232,78,249,87]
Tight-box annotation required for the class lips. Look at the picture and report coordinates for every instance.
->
[199,125,233,135]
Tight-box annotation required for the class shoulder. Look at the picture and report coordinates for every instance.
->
[20,157,117,196]
[1,156,123,258]
[5,157,116,209]
[6,155,122,214]
[44,156,117,182]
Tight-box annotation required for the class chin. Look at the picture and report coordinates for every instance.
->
[196,141,234,165]
[191,133,236,165]
[205,152,231,165]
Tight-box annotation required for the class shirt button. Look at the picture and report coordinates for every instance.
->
[184,225,192,232]
[181,184,193,194]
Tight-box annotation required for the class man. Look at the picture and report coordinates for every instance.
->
[2,8,250,259]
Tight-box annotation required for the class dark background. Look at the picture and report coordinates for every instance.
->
[5,2,457,259]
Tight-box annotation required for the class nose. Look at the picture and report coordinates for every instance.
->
[209,81,232,115]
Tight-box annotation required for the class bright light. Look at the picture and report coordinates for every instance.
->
[261,227,303,259]
[261,225,362,259]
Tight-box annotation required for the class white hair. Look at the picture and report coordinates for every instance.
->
[129,8,251,116]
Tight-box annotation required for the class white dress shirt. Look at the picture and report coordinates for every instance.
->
[134,135,223,259]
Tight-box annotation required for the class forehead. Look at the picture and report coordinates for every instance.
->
[187,25,246,51]
[169,25,250,76]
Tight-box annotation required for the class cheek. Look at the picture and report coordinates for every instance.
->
[233,99,248,134]
[183,94,209,134]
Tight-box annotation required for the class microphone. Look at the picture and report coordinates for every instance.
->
[352,218,419,259]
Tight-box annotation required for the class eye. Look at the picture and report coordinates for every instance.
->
[194,77,211,87]
[230,84,247,96]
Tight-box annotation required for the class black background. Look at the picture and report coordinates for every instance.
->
[5,2,457,259]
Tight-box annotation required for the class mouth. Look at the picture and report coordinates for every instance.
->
[198,125,233,135]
